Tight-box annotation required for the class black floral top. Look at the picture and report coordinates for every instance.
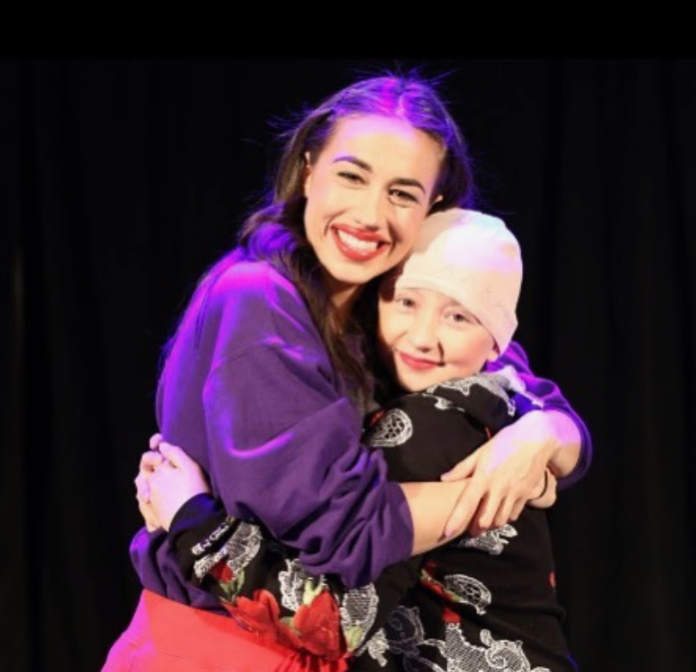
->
[167,367,577,671]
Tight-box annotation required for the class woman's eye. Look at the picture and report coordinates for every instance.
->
[389,189,419,205]
[338,171,364,184]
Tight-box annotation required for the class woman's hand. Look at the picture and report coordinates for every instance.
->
[528,468,558,509]
[147,442,211,531]
[440,410,567,538]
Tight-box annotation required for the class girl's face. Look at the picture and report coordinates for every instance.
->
[303,114,444,311]
[377,283,497,393]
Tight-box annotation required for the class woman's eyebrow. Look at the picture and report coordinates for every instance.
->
[332,155,426,194]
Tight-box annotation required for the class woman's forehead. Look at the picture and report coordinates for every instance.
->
[321,115,444,180]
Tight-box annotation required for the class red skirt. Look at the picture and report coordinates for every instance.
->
[101,590,350,672]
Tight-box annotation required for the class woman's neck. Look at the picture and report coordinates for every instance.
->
[328,280,363,328]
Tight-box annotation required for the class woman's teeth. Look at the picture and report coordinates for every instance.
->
[336,229,380,252]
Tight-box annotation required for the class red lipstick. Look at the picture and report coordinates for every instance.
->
[331,224,388,262]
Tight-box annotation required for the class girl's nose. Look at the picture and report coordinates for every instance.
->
[406,313,439,353]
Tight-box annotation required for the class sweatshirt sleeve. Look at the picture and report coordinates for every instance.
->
[198,263,413,588]
[487,340,593,489]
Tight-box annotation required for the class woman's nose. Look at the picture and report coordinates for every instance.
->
[352,188,384,228]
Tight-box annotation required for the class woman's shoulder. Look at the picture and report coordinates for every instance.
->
[204,258,322,358]
[206,259,306,321]
[211,258,298,304]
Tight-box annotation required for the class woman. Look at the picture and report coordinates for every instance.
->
[104,73,590,671]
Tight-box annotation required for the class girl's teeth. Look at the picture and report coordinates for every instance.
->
[337,229,379,252]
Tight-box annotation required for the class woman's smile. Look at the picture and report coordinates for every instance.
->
[331,224,389,261]
[302,114,444,311]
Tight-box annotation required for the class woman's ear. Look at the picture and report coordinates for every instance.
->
[428,194,444,212]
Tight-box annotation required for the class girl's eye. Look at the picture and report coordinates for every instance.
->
[448,312,472,324]
[396,296,416,309]
[389,189,419,205]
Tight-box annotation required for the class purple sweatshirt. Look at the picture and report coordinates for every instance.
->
[131,259,591,610]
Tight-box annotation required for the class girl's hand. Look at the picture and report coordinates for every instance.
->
[441,411,560,538]
[134,435,167,531]
[147,442,211,531]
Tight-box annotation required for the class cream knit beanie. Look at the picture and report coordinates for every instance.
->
[394,208,523,354]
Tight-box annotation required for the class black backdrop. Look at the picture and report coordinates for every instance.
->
[2,58,694,672]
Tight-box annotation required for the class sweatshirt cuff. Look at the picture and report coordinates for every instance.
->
[168,493,230,580]
[546,405,593,490]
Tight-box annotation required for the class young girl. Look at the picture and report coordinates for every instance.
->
[143,209,578,671]
[105,73,589,671]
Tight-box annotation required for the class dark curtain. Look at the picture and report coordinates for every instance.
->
[1,58,694,672]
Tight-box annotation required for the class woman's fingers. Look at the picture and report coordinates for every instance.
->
[149,433,164,450]
[474,484,501,531]
[465,481,515,534]
[445,416,561,538]
[491,491,519,529]
[509,498,526,522]
[441,450,478,482]
[528,470,558,509]
[443,477,485,539]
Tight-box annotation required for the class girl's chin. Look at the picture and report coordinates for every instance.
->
[393,373,429,394]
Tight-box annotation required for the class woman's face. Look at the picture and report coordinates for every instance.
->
[303,114,444,309]
[377,283,497,393]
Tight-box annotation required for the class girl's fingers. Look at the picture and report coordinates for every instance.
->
[158,443,192,469]
[140,450,164,473]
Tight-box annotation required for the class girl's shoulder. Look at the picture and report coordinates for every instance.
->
[399,369,523,433]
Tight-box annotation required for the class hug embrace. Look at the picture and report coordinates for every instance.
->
[103,72,590,672]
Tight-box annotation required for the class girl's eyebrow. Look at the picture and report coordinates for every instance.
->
[332,155,426,194]
[442,298,480,320]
